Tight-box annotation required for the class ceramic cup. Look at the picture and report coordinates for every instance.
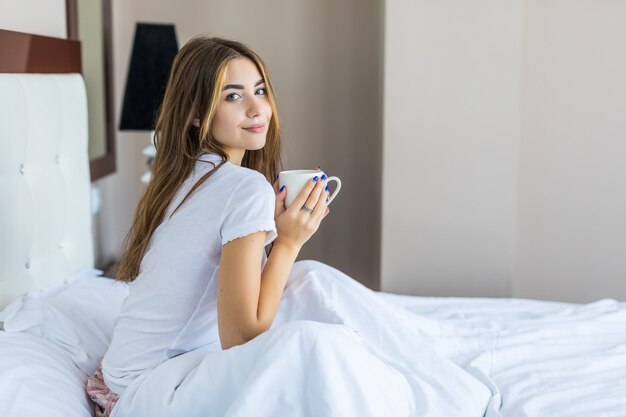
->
[278,170,342,209]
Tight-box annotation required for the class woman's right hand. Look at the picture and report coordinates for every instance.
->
[272,173,330,250]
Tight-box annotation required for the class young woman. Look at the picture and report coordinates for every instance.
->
[88,36,491,417]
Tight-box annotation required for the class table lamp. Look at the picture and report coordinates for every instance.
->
[119,22,178,183]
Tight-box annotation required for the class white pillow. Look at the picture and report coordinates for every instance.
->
[0,270,128,417]
[0,270,129,374]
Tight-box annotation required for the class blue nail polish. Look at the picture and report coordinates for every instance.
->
[275,174,279,180]
[279,185,285,192]
[313,176,318,182]
[326,197,329,203]
[321,174,326,180]
[325,185,329,191]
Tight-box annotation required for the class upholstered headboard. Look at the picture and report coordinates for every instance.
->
[0,30,94,309]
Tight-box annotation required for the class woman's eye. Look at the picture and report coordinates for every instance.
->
[225,93,242,101]
[255,87,267,96]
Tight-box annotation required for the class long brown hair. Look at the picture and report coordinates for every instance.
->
[116,36,282,282]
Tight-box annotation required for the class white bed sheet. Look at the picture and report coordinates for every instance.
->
[1,262,625,417]
[0,269,129,417]
[379,293,626,417]
[0,332,94,417]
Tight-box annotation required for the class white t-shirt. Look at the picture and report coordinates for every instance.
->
[102,153,277,395]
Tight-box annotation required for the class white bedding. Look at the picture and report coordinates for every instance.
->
[380,293,626,417]
[0,269,128,417]
[1,262,625,417]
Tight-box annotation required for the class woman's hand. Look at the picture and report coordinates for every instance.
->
[272,168,330,250]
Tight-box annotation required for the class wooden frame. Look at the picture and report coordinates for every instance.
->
[66,0,116,181]
[0,28,81,73]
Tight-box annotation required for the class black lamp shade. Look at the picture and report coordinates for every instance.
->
[119,23,178,131]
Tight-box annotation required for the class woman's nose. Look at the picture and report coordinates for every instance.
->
[246,97,268,119]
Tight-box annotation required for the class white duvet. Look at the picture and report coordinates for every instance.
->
[381,292,626,417]
[110,261,626,417]
[2,262,626,417]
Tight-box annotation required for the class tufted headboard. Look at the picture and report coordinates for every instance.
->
[0,30,94,309]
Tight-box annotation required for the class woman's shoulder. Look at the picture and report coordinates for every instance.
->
[232,167,273,197]
[196,153,272,194]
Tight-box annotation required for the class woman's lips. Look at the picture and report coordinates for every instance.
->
[242,124,266,133]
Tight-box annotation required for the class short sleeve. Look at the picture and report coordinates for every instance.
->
[220,173,277,246]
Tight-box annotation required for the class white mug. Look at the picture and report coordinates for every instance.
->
[278,170,342,209]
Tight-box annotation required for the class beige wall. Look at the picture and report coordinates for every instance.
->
[94,0,383,289]
[514,0,626,302]
[382,0,522,297]
[0,0,66,38]
[383,0,626,302]
[5,1,625,302]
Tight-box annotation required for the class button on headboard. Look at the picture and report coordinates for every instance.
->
[0,74,94,309]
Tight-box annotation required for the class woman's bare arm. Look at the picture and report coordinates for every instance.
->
[217,232,299,350]
[217,175,329,350]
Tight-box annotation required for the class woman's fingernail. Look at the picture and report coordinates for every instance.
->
[279,185,285,192]
[275,174,279,180]
[317,165,321,169]
[321,174,326,180]
[313,176,318,182]
[326,197,329,203]
[325,185,329,191]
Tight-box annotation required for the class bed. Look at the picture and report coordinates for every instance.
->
[0,28,129,416]
[1,29,626,417]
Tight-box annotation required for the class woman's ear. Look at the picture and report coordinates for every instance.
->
[192,117,200,127]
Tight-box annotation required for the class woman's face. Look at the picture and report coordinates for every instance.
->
[211,57,272,164]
